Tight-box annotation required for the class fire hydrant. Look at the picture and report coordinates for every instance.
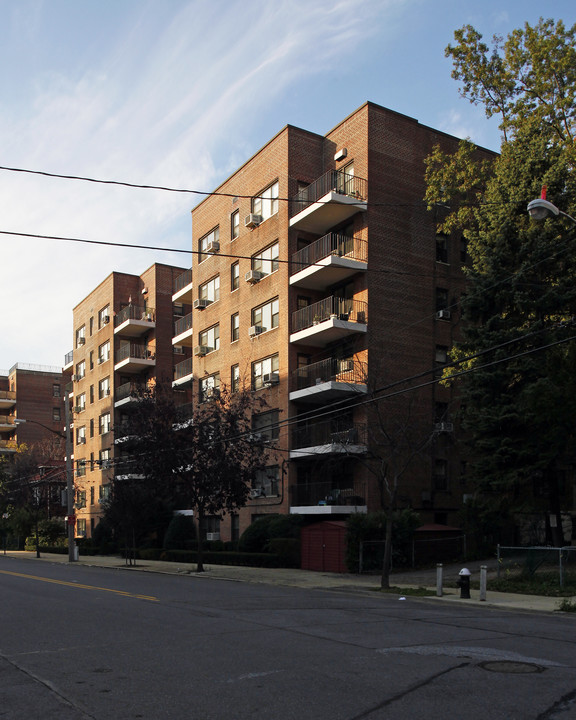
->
[457,568,471,599]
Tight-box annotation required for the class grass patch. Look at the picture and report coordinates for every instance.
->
[557,598,576,612]
[487,572,576,597]
[378,586,436,597]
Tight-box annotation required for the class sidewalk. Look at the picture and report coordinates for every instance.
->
[1,550,570,614]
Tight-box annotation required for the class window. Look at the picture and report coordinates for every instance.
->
[77,518,87,536]
[204,516,221,540]
[89,385,94,404]
[251,298,279,332]
[200,373,220,403]
[99,484,111,501]
[98,340,110,363]
[252,241,279,276]
[173,302,185,317]
[436,234,449,263]
[90,418,94,438]
[435,345,448,378]
[53,384,61,397]
[231,313,239,342]
[75,393,86,412]
[76,426,86,445]
[99,376,110,399]
[434,459,448,491]
[99,448,111,469]
[231,262,239,291]
[89,317,94,336]
[99,412,111,435]
[75,360,85,380]
[52,407,61,421]
[199,226,219,263]
[253,466,280,497]
[199,324,220,352]
[434,402,449,423]
[98,305,110,329]
[252,409,280,441]
[252,181,279,220]
[231,210,239,240]
[75,325,86,348]
[76,489,87,507]
[89,351,94,370]
[76,463,86,479]
[435,288,449,312]
[199,276,220,303]
[231,364,240,392]
[252,354,279,391]
[173,345,184,355]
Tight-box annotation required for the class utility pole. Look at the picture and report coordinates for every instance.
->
[64,398,76,562]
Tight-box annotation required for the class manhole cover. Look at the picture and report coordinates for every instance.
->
[479,661,545,674]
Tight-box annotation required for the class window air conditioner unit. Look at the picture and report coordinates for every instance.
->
[73,406,84,413]
[193,298,212,310]
[244,214,262,228]
[205,241,220,253]
[263,372,279,386]
[206,532,220,541]
[248,432,264,444]
[78,337,86,345]
[249,325,264,338]
[72,375,78,382]
[204,387,220,400]
[250,488,263,498]
[103,316,110,324]
[434,422,454,433]
[245,270,264,284]
[77,437,86,445]
[98,357,104,364]
[435,309,451,320]
[194,345,210,357]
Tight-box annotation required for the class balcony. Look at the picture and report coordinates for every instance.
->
[0,390,16,411]
[290,358,367,404]
[0,439,18,454]
[173,268,193,304]
[114,344,156,374]
[114,305,156,337]
[290,297,367,347]
[173,357,193,387]
[172,312,193,347]
[0,414,16,433]
[289,479,367,515]
[63,350,74,371]
[289,169,367,235]
[290,233,367,290]
[290,421,367,460]
[114,382,145,410]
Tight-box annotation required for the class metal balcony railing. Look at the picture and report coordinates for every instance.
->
[0,415,16,426]
[174,357,193,381]
[291,420,367,450]
[290,233,367,275]
[292,358,367,391]
[115,304,155,326]
[115,382,145,402]
[292,297,367,333]
[174,268,192,293]
[115,344,153,363]
[64,350,73,366]
[289,479,366,507]
[290,169,367,217]
[174,312,193,337]
[0,390,16,402]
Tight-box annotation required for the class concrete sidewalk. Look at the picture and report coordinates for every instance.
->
[1,550,571,614]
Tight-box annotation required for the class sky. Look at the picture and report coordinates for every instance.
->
[0,0,574,372]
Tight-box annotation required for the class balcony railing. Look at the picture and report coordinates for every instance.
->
[292,358,367,392]
[290,170,367,217]
[0,439,17,450]
[174,357,193,381]
[290,479,366,507]
[292,420,367,450]
[0,414,16,426]
[115,382,145,402]
[292,297,367,333]
[115,344,153,363]
[174,312,193,337]
[115,304,155,326]
[174,268,192,293]
[0,390,16,402]
[64,350,74,366]
[291,233,367,275]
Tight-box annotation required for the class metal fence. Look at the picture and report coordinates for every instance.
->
[497,545,576,588]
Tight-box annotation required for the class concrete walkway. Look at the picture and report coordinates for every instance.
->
[1,550,572,614]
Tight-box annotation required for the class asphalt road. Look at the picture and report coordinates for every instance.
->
[1,556,575,720]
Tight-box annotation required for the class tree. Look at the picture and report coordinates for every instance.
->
[425,18,576,545]
[105,383,274,571]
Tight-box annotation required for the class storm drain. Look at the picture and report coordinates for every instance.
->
[478,661,545,674]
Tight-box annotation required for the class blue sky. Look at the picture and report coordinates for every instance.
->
[0,0,573,371]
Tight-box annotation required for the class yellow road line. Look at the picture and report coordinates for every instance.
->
[0,569,158,601]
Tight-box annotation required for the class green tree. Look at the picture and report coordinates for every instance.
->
[105,383,275,571]
[425,18,576,545]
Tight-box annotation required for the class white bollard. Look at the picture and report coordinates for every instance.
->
[436,563,443,597]
[479,565,487,601]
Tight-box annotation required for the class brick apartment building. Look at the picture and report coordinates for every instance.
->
[181,101,495,543]
[0,363,66,459]
[68,263,188,538]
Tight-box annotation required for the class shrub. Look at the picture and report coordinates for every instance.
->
[268,538,301,568]
[163,514,196,550]
[239,514,303,553]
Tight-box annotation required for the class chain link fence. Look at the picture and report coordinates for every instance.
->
[497,545,576,588]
